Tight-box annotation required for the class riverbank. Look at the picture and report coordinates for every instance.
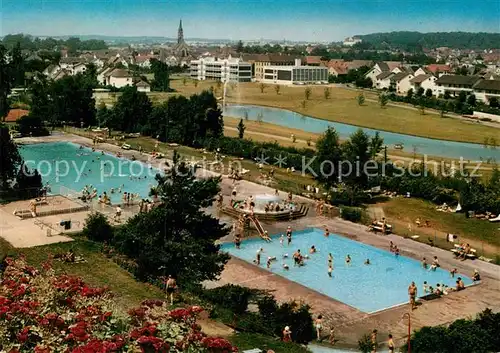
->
[166,79,497,145]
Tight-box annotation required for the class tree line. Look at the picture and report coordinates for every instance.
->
[357,31,500,51]
[1,34,107,52]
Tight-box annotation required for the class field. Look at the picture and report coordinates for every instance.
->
[92,78,499,145]
[381,197,500,258]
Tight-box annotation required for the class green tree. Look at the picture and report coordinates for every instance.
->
[28,74,52,124]
[237,119,245,138]
[324,87,331,99]
[444,90,451,100]
[467,93,477,106]
[357,93,365,106]
[16,115,48,136]
[419,105,425,115]
[315,127,342,189]
[10,42,25,87]
[0,45,13,120]
[489,97,499,108]
[275,85,281,95]
[193,79,199,88]
[0,124,21,191]
[96,102,114,128]
[378,93,388,108]
[182,76,187,86]
[304,87,312,100]
[115,151,230,284]
[50,73,96,127]
[416,87,424,97]
[406,88,414,100]
[259,83,266,93]
[216,80,222,93]
[457,91,467,103]
[150,58,170,92]
[257,111,263,124]
[235,40,244,53]
[113,86,152,132]
[425,88,433,97]
[82,212,114,243]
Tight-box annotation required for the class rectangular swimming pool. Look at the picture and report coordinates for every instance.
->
[19,142,161,203]
[221,228,473,313]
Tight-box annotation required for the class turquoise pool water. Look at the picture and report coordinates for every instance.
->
[19,142,162,203]
[223,104,500,161]
[221,228,473,313]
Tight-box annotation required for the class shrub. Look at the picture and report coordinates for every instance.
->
[202,284,254,315]
[340,206,362,222]
[257,296,314,344]
[82,212,114,243]
[358,333,373,353]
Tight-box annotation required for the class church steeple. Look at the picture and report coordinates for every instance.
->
[177,19,184,44]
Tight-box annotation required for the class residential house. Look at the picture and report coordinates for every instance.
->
[72,63,88,75]
[165,56,180,67]
[375,71,394,89]
[410,74,438,95]
[365,62,390,87]
[43,64,61,79]
[4,109,29,123]
[413,67,432,76]
[107,54,129,68]
[327,60,349,77]
[426,64,452,76]
[346,60,373,71]
[134,80,151,93]
[97,67,114,85]
[304,56,324,66]
[391,72,414,95]
[104,69,134,88]
[134,54,156,68]
[434,75,481,97]
[472,79,500,103]
[59,57,84,70]
[53,69,72,81]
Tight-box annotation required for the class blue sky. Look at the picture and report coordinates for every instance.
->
[1,0,499,41]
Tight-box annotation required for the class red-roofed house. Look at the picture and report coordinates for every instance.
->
[4,109,29,123]
[426,64,452,76]
[305,56,323,66]
[327,60,349,77]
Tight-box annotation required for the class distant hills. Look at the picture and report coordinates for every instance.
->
[356,31,500,50]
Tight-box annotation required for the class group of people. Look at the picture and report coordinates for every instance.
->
[454,242,473,260]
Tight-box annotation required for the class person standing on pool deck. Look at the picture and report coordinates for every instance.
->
[370,329,378,353]
[408,281,417,310]
[387,334,395,353]
[315,315,323,341]
[286,226,292,245]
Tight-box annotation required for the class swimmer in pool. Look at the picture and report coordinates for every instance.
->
[364,259,370,265]
[310,245,316,254]
[345,255,351,265]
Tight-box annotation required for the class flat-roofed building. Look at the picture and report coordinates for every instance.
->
[190,57,252,82]
[260,58,328,84]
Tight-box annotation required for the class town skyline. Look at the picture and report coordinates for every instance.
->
[1,0,499,42]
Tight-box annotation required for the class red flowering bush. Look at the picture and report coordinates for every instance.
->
[0,257,237,352]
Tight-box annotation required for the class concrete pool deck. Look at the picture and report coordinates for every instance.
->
[5,133,500,348]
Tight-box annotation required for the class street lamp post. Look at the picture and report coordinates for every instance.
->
[402,312,411,353]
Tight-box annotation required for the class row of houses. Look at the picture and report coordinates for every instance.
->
[364,62,500,104]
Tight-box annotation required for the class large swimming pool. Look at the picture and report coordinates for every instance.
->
[221,228,473,313]
[19,142,162,203]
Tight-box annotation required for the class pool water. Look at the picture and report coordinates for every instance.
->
[221,228,473,313]
[19,142,162,203]
[224,104,500,161]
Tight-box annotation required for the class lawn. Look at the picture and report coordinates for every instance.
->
[229,333,310,353]
[168,79,497,145]
[3,239,164,309]
[381,197,500,257]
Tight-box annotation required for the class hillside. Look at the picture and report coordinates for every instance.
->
[357,31,500,50]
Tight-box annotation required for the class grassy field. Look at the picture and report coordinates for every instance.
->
[92,78,499,145]
[168,79,497,145]
[381,197,500,257]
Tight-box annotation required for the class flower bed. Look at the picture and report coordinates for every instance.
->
[0,256,237,352]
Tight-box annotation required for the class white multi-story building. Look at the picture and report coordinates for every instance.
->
[259,58,328,84]
[343,37,362,47]
[190,57,252,82]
